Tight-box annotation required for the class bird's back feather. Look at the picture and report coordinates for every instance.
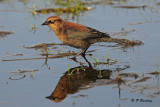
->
[63,21,110,40]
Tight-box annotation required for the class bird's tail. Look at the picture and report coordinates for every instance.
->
[91,37,143,47]
[110,38,143,46]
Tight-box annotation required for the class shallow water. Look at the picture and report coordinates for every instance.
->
[0,0,160,107]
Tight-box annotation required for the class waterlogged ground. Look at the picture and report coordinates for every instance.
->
[0,0,160,107]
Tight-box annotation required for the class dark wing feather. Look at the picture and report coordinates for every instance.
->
[63,22,110,40]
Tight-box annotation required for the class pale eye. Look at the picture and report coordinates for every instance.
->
[48,19,55,24]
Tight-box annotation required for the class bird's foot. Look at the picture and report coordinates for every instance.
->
[80,53,86,57]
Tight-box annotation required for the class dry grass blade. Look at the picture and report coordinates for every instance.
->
[133,77,151,83]
[114,5,147,9]
[2,52,77,61]
[0,31,14,38]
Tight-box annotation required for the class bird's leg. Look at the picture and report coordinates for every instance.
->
[74,50,84,58]
[81,55,93,69]
[74,47,89,58]
[71,47,89,60]
[70,50,83,60]
[80,47,89,57]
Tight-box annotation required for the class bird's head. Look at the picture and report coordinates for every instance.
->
[42,16,63,31]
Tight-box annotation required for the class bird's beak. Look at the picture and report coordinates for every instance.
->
[41,21,49,26]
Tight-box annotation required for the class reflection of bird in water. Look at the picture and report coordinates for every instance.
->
[46,57,129,103]
[42,16,142,58]
[46,66,112,102]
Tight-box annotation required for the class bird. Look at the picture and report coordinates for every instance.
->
[42,16,142,58]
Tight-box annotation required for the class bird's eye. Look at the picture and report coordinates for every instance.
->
[48,19,55,24]
[53,97,59,100]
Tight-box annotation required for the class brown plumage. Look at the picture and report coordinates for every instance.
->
[42,16,142,58]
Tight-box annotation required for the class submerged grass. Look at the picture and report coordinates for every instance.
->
[106,52,109,62]
[9,74,26,80]
[155,56,159,73]
[29,23,37,33]
[116,65,121,80]
[149,57,160,75]
[67,65,85,75]
[0,31,14,39]
[9,69,39,80]
[31,6,92,15]
[29,0,92,17]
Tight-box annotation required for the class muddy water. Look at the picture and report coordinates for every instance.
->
[0,0,160,107]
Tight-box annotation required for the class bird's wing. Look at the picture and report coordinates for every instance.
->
[63,22,110,40]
